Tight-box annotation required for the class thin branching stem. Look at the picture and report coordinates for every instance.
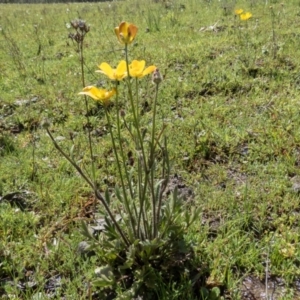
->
[46,128,130,247]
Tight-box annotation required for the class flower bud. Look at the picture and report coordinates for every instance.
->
[120,109,126,118]
[152,68,163,85]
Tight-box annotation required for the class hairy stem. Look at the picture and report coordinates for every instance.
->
[79,36,97,209]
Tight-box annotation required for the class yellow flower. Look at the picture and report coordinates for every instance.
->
[115,21,138,45]
[79,86,116,106]
[97,61,127,81]
[129,60,156,78]
[240,12,252,21]
[235,9,244,15]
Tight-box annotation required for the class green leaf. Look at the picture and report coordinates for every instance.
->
[211,287,221,298]
[94,265,115,288]
[190,207,201,226]
[69,144,75,159]
[200,287,209,299]
[154,179,164,203]
[93,278,114,288]
[80,221,94,240]
[115,185,123,203]
[105,188,110,205]
[119,243,137,270]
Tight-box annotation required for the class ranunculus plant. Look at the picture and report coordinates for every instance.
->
[46,20,200,299]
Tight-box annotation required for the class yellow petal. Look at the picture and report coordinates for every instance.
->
[79,86,101,100]
[142,65,156,77]
[235,8,243,15]
[116,21,138,44]
[114,26,121,43]
[136,60,145,71]
[98,63,115,80]
[116,21,128,44]
[128,23,138,43]
[119,22,128,37]
[131,60,144,70]
[115,60,127,80]
[129,60,145,77]
[79,86,116,104]
[240,12,252,20]
[102,88,116,105]
[129,60,156,78]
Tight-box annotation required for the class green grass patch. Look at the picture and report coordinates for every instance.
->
[1,0,300,298]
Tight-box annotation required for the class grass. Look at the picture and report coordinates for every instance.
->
[1,0,300,298]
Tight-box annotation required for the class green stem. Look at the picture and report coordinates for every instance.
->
[135,77,139,128]
[150,83,159,238]
[156,135,170,227]
[79,38,96,209]
[270,7,277,59]
[115,83,136,210]
[104,103,136,239]
[124,44,150,239]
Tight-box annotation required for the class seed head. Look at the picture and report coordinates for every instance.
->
[78,19,90,33]
[152,68,163,85]
[70,19,79,30]
[70,19,90,34]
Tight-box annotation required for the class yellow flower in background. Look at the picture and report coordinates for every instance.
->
[79,86,116,106]
[235,8,244,15]
[240,12,252,21]
[115,21,138,45]
[129,60,156,78]
[97,61,127,81]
